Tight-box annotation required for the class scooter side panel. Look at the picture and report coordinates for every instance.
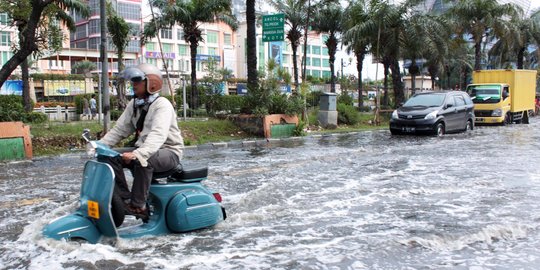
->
[80,161,118,238]
[166,187,224,232]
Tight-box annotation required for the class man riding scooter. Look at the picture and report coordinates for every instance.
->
[99,63,184,220]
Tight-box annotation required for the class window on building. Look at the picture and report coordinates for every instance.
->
[312,58,321,67]
[197,61,203,72]
[207,31,218,43]
[224,33,232,45]
[160,28,172,39]
[178,44,188,56]
[322,34,329,43]
[162,43,172,53]
[177,29,184,41]
[146,42,155,51]
[306,57,311,66]
[147,58,156,65]
[0,32,10,46]
[322,47,328,55]
[312,70,321,78]
[1,51,12,66]
[322,59,329,67]
[197,47,204,54]
[0,13,10,26]
[208,47,218,56]
[312,46,321,55]
[282,55,288,64]
[323,71,332,79]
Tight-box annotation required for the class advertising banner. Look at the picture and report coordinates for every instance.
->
[269,41,283,66]
[44,80,88,96]
[0,80,23,95]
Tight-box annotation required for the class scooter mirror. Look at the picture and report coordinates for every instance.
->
[82,129,91,142]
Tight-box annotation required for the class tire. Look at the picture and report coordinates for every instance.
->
[503,113,512,126]
[390,129,402,135]
[434,122,445,136]
[111,193,126,227]
[465,120,473,132]
[523,111,530,124]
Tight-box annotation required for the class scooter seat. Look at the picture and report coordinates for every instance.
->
[168,165,208,182]
[152,164,208,183]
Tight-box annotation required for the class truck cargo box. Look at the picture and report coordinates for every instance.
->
[472,69,536,112]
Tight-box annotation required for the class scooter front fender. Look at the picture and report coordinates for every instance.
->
[43,213,101,244]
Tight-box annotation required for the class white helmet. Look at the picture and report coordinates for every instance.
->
[121,63,163,94]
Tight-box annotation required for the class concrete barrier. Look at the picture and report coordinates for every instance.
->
[0,122,33,161]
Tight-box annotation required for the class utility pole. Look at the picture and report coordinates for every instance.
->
[100,0,110,131]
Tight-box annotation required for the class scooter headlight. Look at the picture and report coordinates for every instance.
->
[492,108,503,117]
[86,141,97,157]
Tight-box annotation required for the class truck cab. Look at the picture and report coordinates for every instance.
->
[466,83,511,124]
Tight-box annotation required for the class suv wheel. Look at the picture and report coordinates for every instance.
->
[434,123,445,136]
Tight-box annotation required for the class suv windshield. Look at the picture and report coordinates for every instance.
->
[403,93,446,107]
[466,85,501,104]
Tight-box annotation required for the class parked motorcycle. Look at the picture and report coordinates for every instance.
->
[43,130,226,243]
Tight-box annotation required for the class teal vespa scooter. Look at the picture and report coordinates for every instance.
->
[43,130,226,243]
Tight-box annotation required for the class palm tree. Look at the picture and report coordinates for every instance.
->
[447,0,517,70]
[107,3,131,110]
[489,7,540,69]
[144,0,237,110]
[270,0,307,90]
[246,0,258,90]
[342,0,372,108]
[311,3,342,93]
[0,0,89,111]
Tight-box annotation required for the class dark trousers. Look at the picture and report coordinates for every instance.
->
[100,149,180,208]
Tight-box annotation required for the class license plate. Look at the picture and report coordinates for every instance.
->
[476,117,484,122]
[401,127,415,132]
[87,200,100,219]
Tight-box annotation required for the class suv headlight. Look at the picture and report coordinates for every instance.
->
[492,108,503,117]
[425,110,438,120]
[392,110,399,119]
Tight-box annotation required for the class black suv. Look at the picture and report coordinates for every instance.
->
[390,91,475,136]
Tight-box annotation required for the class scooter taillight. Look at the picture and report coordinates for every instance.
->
[213,193,222,202]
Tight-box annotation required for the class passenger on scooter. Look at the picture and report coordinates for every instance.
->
[98,63,184,218]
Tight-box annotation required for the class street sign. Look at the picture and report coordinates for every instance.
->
[262,14,285,42]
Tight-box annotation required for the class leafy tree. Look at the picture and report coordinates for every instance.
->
[489,7,540,69]
[107,2,131,110]
[72,60,97,75]
[0,0,89,111]
[311,2,342,93]
[270,0,307,90]
[143,0,237,110]
[447,0,517,70]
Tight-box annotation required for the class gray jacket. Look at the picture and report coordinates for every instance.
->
[99,97,183,167]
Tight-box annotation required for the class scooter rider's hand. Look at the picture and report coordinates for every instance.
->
[121,152,137,164]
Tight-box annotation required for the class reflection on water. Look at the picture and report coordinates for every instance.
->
[2,123,540,269]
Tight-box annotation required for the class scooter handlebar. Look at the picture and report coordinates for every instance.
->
[87,141,121,158]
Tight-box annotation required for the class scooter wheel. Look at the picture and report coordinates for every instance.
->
[111,193,126,227]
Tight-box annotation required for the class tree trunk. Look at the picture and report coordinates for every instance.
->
[189,39,198,110]
[355,50,365,108]
[517,46,525,69]
[391,59,404,107]
[246,0,258,90]
[291,42,299,91]
[21,59,32,112]
[327,36,337,93]
[301,0,311,82]
[383,61,389,106]
[474,41,482,70]
[116,53,127,110]
[0,0,44,89]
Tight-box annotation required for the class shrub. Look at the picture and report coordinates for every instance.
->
[337,103,360,125]
[0,95,47,123]
[338,93,353,106]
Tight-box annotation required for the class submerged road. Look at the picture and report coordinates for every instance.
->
[1,121,540,269]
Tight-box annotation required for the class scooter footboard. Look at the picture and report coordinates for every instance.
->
[166,189,224,232]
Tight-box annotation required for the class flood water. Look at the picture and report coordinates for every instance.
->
[2,121,540,269]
